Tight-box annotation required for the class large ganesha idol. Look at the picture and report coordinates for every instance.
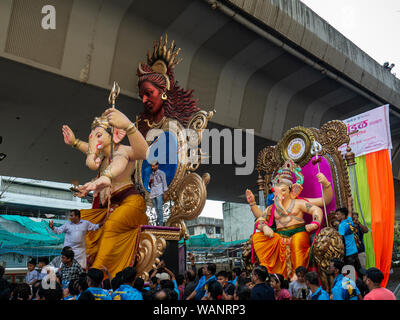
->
[246,159,332,280]
[245,123,350,285]
[62,109,150,277]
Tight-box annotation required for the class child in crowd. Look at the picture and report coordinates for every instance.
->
[37,257,50,281]
[25,259,39,286]
[289,266,311,300]
[270,273,291,300]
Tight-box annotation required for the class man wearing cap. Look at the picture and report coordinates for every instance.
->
[157,272,171,282]
[363,268,396,300]
[148,161,168,226]
[156,262,181,299]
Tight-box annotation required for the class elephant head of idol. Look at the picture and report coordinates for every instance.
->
[272,160,304,212]
[86,115,126,171]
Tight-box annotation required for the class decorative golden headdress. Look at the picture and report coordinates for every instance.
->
[91,116,112,134]
[138,34,182,91]
[272,159,304,187]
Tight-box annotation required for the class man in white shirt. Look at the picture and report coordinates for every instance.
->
[49,210,103,269]
[148,162,168,226]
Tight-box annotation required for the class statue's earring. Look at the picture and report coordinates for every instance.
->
[161,92,168,101]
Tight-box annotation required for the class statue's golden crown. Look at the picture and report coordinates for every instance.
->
[272,159,297,186]
[147,34,182,70]
[138,34,183,91]
[91,116,111,132]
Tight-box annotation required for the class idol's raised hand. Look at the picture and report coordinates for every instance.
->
[245,189,255,204]
[103,108,131,130]
[62,125,76,146]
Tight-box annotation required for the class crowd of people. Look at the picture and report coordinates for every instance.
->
[0,248,396,301]
[0,204,396,301]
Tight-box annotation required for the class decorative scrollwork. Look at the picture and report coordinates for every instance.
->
[135,232,166,281]
[172,173,208,220]
[256,146,281,175]
[313,120,350,155]
[166,173,209,239]
[188,110,215,132]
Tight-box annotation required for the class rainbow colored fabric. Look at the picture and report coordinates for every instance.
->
[352,149,395,287]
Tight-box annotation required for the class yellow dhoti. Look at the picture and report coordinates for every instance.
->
[80,186,148,277]
[252,224,310,279]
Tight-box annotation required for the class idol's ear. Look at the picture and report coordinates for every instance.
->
[113,128,126,144]
[290,184,303,199]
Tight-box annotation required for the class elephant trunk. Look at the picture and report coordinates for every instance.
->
[274,194,289,215]
[86,143,102,170]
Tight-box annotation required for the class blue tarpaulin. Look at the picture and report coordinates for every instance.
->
[0,215,65,256]
[179,233,248,249]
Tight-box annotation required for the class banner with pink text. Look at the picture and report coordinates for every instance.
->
[338,104,392,157]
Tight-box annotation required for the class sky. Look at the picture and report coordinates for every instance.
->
[201,0,400,220]
[199,199,224,219]
[301,0,400,73]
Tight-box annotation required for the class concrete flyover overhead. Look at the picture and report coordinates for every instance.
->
[0,0,399,215]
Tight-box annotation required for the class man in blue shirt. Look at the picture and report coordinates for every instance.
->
[335,207,362,279]
[84,268,112,300]
[329,258,362,300]
[112,267,143,300]
[186,263,217,300]
[266,182,275,206]
[305,271,329,300]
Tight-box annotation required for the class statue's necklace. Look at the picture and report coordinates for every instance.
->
[276,199,295,217]
[144,116,167,129]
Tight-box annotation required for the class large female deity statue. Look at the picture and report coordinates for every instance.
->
[246,159,333,279]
